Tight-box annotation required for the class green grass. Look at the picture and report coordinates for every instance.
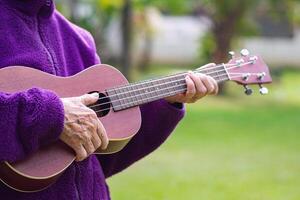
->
[107,70,300,200]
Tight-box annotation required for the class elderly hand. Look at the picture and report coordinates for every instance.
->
[60,93,109,161]
[165,63,218,104]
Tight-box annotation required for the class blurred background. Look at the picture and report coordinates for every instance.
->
[57,0,300,199]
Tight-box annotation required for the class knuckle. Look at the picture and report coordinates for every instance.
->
[88,112,98,120]
[75,132,84,141]
[77,151,86,161]
[85,132,92,141]
[199,87,207,94]
[85,142,94,153]
[86,147,93,155]
[202,75,209,82]
[94,141,101,149]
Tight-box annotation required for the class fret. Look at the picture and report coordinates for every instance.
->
[129,84,139,107]
[153,79,160,97]
[168,76,178,96]
[118,87,127,110]
[215,67,220,79]
[106,88,122,111]
[136,82,146,105]
[122,86,132,108]
[157,79,165,97]
[166,77,174,97]
[152,81,159,99]
[143,81,152,101]
[178,74,187,94]
[222,63,230,81]
[138,84,145,106]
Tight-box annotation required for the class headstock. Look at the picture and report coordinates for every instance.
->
[225,49,272,95]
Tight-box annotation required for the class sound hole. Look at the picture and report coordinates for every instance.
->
[88,91,111,117]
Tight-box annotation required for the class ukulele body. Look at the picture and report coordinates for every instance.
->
[0,64,142,192]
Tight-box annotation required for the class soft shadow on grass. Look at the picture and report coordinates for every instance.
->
[107,71,300,200]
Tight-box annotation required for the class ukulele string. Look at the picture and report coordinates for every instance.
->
[89,62,253,109]
[89,67,229,109]
[89,63,234,103]
[91,73,244,114]
[92,74,245,114]
[89,69,229,109]
[89,61,252,107]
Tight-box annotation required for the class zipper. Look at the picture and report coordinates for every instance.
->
[36,4,57,75]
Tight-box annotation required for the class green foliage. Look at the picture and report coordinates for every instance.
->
[199,0,298,63]
[198,33,216,64]
[108,70,300,200]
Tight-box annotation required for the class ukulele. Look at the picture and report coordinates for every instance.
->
[0,49,272,192]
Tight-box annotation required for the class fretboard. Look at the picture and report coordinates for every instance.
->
[107,64,229,111]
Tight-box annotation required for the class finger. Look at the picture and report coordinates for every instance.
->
[82,136,95,155]
[207,76,219,95]
[172,93,186,103]
[75,144,88,162]
[184,75,196,100]
[199,74,214,94]
[189,73,207,99]
[91,132,102,150]
[83,119,101,149]
[90,121,102,150]
[80,93,99,106]
[96,119,109,150]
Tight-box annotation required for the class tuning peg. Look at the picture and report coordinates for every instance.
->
[240,49,250,57]
[228,51,235,59]
[244,85,253,96]
[257,72,266,80]
[242,73,251,81]
[259,84,268,95]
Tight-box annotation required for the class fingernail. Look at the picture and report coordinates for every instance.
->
[91,93,99,98]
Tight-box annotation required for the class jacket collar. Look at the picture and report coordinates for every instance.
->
[3,0,55,18]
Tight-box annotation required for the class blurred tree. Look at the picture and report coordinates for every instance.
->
[133,0,195,72]
[200,0,297,63]
[199,0,296,93]
[120,0,133,79]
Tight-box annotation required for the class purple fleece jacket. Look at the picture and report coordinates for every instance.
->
[0,0,185,199]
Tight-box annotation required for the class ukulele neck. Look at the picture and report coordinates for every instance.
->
[107,64,229,111]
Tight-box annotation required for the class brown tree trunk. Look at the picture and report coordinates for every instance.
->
[138,31,153,72]
[120,0,133,80]
[211,3,246,93]
[69,0,79,23]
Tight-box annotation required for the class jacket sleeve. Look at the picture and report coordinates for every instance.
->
[98,99,185,178]
[0,88,65,162]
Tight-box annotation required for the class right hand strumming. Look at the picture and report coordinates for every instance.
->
[60,93,109,161]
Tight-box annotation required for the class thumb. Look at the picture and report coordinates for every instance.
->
[80,93,99,106]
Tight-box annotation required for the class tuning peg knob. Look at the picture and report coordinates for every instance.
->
[240,49,250,57]
[244,85,253,96]
[259,85,268,95]
[229,51,235,59]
